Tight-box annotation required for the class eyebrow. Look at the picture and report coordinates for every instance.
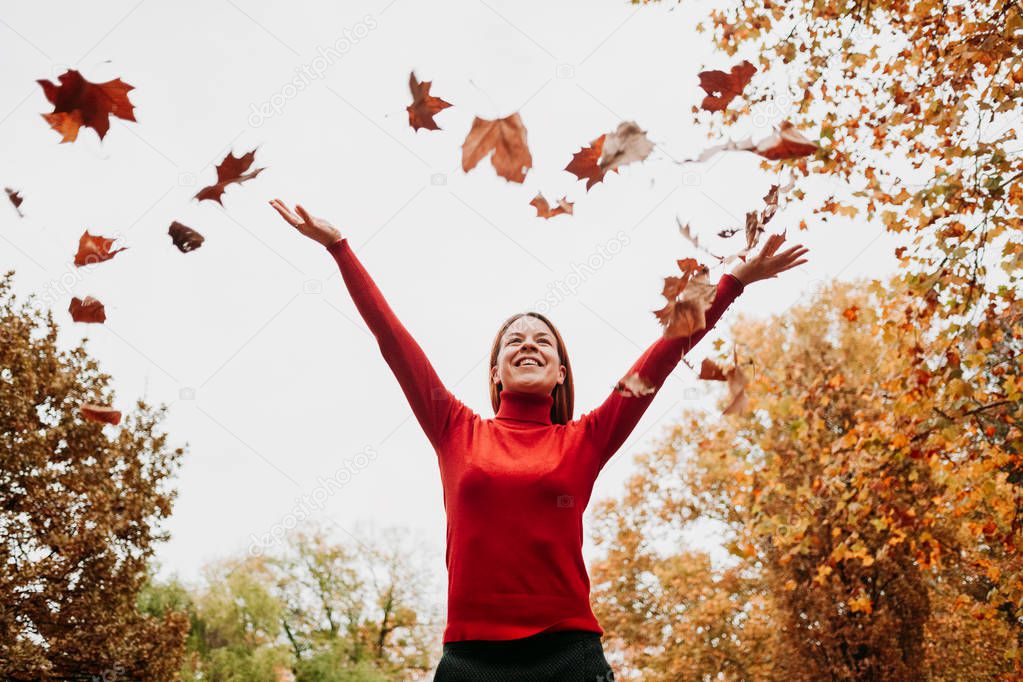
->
[504,330,552,340]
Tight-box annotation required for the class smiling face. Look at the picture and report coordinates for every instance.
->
[490,315,567,396]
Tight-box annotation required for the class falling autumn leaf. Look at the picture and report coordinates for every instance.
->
[686,121,817,163]
[723,362,750,415]
[717,180,795,264]
[69,296,106,323]
[5,187,24,217]
[755,121,819,160]
[36,69,136,143]
[168,221,204,253]
[698,60,756,112]
[678,216,725,262]
[843,305,860,321]
[530,193,573,219]
[599,121,654,174]
[74,230,128,267]
[654,258,718,339]
[698,357,728,381]
[407,71,452,131]
[565,133,618,191]
[195,148,265,204]
[80,403,121,425]
[615,371,656,398]
[699,353,750,415]
[461,113,532,183]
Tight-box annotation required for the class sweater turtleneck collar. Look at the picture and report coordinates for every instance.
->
[494,389,554,426]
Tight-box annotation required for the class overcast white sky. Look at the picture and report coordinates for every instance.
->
[1,0,903,593]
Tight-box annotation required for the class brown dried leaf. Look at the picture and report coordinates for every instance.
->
[69,296,106,323]
[461,113,532,183]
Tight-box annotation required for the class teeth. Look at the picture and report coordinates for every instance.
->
[518,358,540,367]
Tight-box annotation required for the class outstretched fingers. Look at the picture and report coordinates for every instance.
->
[270,198,302,227]
[294,203,314,225]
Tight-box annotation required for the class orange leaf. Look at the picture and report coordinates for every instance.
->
[565,133,615,191]
[407,71,452,131]
[529,193,573,219]
[461,113,532,183]
[74,231,128,267]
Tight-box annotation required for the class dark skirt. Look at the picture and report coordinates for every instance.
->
[433,629,615,681]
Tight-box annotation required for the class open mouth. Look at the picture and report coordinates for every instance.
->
[514,357,543,368]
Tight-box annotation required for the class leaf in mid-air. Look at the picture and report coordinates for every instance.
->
[687,122,817,163]
[697,60,756,112]
[407,71,452,131]
[5,187,24,217]
[654,259,717,339]
[74,231,128,267]
[700,351,750,416]
[461,113,532,183]
[565,133,616,191]
[530,193,573,219]
[168,221,205,253]
[80,403,121,425]
[69,296,106,323]
[36,69,136,143]
[599,121,654,173]
[195,148,265,204]
[615,371,657,398]
[754,121,818,160]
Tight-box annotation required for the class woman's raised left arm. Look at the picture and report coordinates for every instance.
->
[580,233,808,471]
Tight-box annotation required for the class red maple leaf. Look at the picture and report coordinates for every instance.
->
[407,71,452,131]
[74,231,128,267]
[37,69,136,143]
[697,60,756,112]
[461,113,532,183]
[565,134,617,191]
[195,148,265,204]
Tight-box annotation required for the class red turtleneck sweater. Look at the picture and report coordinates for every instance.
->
[326,237,744,643]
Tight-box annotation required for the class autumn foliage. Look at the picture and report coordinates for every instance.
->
[592,280,1021,680]
[0,272,188,679]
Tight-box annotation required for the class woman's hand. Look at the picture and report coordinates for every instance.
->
[729,232,809,287]
[269,198,342,247]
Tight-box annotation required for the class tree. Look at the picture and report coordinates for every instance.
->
[0,270,189,679]
[164,523,441,681]
[591,279,1018,679]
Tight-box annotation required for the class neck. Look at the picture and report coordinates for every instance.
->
[495,388,554,425]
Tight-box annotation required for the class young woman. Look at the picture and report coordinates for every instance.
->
[269,198,808,681]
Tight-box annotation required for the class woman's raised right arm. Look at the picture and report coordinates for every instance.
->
[326,237,470,447]
[270,199,471,450]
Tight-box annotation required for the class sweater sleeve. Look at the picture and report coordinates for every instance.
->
[325,237,471,450]
[579,273,745,471]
